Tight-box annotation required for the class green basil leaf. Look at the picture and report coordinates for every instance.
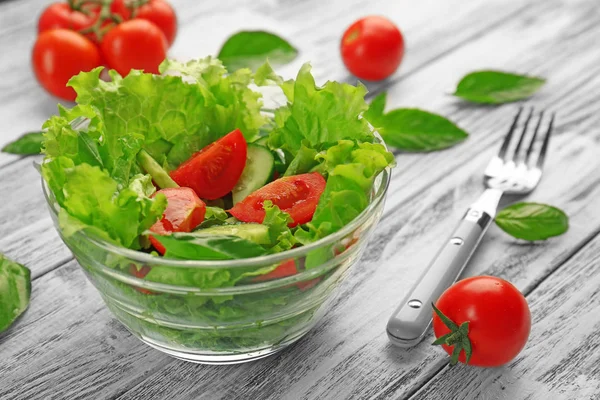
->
[218,31,298,71]
[495,202,569,241]
[0,254,31,333]
[2,132,44,155]
[453,70,546,104]
[377,108,468,151]
[154,233,268,260]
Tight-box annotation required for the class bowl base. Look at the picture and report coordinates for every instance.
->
[139,334,305,365]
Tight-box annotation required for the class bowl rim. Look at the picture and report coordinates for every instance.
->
[41,119,392,270]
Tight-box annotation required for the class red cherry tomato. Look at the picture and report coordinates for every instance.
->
[100,19,167,76]
[32,29,102,101]
[341,16,405,81]
[110,0,177,46]
[148,187,207,254]
[229,172,326,227]
[110,0,131,20]
[432,276,531,367]
[170,129,248,200]
[37,3,96,33]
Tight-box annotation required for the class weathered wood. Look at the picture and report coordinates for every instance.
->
[0,0,599,399]
[0,260,174,400]
[410,233,600,400]
[0,0,526,167]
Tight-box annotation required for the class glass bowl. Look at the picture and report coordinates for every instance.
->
[41,137,391,365]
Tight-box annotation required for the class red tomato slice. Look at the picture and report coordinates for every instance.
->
[229,172,326,227]
[252,260,298,282]
[251,260,320,290]
[148,187,206,254]
[129,264,154,294]
[170,129,247,200]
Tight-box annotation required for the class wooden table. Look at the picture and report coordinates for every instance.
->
[1,0,600,398]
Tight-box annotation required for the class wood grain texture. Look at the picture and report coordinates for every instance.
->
[0,0,526,166]
[410,233,600,400]
[0,0,599,399]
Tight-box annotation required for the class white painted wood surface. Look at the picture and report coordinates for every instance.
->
[1,0,599,399]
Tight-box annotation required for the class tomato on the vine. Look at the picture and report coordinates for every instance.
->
[32,29,102,101]
[38,3,96,34]
[341,16,405,81]
[112,0,177,46]
[432,276,531,367]
[100,19,167,76]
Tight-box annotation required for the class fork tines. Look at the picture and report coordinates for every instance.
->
[498,107,555,167]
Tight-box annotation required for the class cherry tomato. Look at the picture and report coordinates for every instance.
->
[110,0,131,20]
[37,3,96,33]
[100,19,167,76]
[112,0,177,46]
[432,276,531,367]
[32,29,102,101]
[148,187,207,254]
[341,16,405,81]
[229,172,326,227]
[170,129,248,200]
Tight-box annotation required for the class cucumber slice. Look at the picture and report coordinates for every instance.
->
[253,136,269,146]
[195,224,270,245]
[232,144,274,204]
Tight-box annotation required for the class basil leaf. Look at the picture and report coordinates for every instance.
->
[154,233,268,260]
[454,70,546,104]
[0,254,31,333]
[377,108,468,151]
[218,31,298,71]
[2,132,44,155]
[495,203,569,241]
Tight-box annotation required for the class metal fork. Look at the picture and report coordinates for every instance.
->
[387,107,555,347]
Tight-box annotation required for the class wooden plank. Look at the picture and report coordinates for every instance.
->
[0,0,598,399]
[0,156,73,276]
[0,0,526,167]
[409,233,600,400]
[0,260,174,400]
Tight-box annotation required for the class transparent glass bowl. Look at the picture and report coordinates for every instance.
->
[42,149,391,365]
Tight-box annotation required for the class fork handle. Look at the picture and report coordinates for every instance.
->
[386,190,501,347]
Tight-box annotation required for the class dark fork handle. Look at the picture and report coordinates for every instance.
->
[386,208,493,347]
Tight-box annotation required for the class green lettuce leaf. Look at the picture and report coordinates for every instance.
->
[262,201,298,253]
[54,163,166,248]
[154,233,268,260]
[269,63,373,155]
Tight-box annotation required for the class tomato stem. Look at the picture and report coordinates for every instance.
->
[431,303,473,366]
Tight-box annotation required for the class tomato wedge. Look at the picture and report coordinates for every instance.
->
[170,129,247,200]
[252,260,320,291]
[129,264,155,295]
[229,172,326,227]
[148,187,206,254]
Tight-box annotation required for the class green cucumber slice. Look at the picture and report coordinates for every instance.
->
[232,144,274,204]
[253,136,269,146]
[193,224,270,245]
